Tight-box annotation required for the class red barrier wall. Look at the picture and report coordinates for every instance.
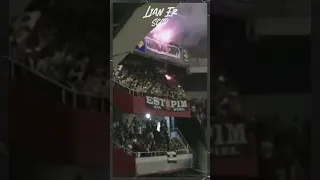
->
[10,79,75,164]
[10,78,110,166]
[133,96,191,117]
[113,86,191,118]
[113,86,134,113]
[113,148,136,177]
[211,134,258,177]
[72,110,110,166]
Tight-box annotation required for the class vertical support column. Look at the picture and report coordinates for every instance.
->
[72,92,77,108]
[110,1,114,179]
[61,89,66,104]
[206,1,211,178]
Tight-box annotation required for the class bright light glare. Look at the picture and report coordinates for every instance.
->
[153,30,172,43]
[145,113,151,119]
[165,74,171,80]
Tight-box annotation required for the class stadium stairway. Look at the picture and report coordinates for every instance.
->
[175,117,207,173]
[8,58,110,180]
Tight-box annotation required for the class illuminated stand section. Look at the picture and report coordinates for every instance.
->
[113,4,194,177]
[113,74,193,176]
[113,112,193,176]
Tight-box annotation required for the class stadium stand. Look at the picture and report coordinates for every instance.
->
[8,2,204,178]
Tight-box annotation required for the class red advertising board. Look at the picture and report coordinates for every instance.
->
[113,86,191,118]
[211,120,258,177]
[211,134,258,177]
[11,78,110,166]
[113,148,136,177]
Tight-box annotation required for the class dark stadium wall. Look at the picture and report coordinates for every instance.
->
[240,94,312,123]
[186,91,207,99]
[113,3,145,38]
[175,117,206,147]
[181,73,207,92]
[10,78,75,165]
[71,109,109,166]
[113,148,136,177]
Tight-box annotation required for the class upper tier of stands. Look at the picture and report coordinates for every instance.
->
[10,10,190,102]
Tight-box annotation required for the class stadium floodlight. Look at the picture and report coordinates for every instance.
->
[145,113,151,119]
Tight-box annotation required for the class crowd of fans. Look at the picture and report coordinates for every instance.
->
[255,117,310,180]
[113,116,186,157]
[10,6,110,97]
[191,98,207,125]
[113,63,189,99]
[211,75,310,180]
[10,7,190,102]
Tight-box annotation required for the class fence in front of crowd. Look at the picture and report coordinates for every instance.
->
[112,79,190,100]
[6,55,194,157]
[113,128,192,158]
[112,79,144,97]
[113,142,168,157]
[170,128,192,153]
[188,58,208,67]
[5,55,109,113]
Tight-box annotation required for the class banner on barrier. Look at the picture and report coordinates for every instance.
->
[167,151,177,163]
[135,39,147,52]
[211,123,249,157]
[135,37,189,67]
[145,37,181,59]
[145,96,188,112]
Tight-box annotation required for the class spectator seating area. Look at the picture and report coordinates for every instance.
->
[11,3,191,161]
[10,9,110,97]
[210,75,310,180]
[10,9,189,101]
[255,116,310,180]
[113,116,188,157]
[113,63,189,99]
[191,98,207,125]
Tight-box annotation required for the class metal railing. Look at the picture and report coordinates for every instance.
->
[112,79,145,97]
[170,128,192,151]
[4,55,109,113]
[112,128,192,157]
[113,142,168,157]
[113,78,190,100]
[188,58,207,67]
[4,55,194,157]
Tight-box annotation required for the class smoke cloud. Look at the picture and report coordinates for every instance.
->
[173,3,207,47]
[147,3,207,57]
[164,3,207,48]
